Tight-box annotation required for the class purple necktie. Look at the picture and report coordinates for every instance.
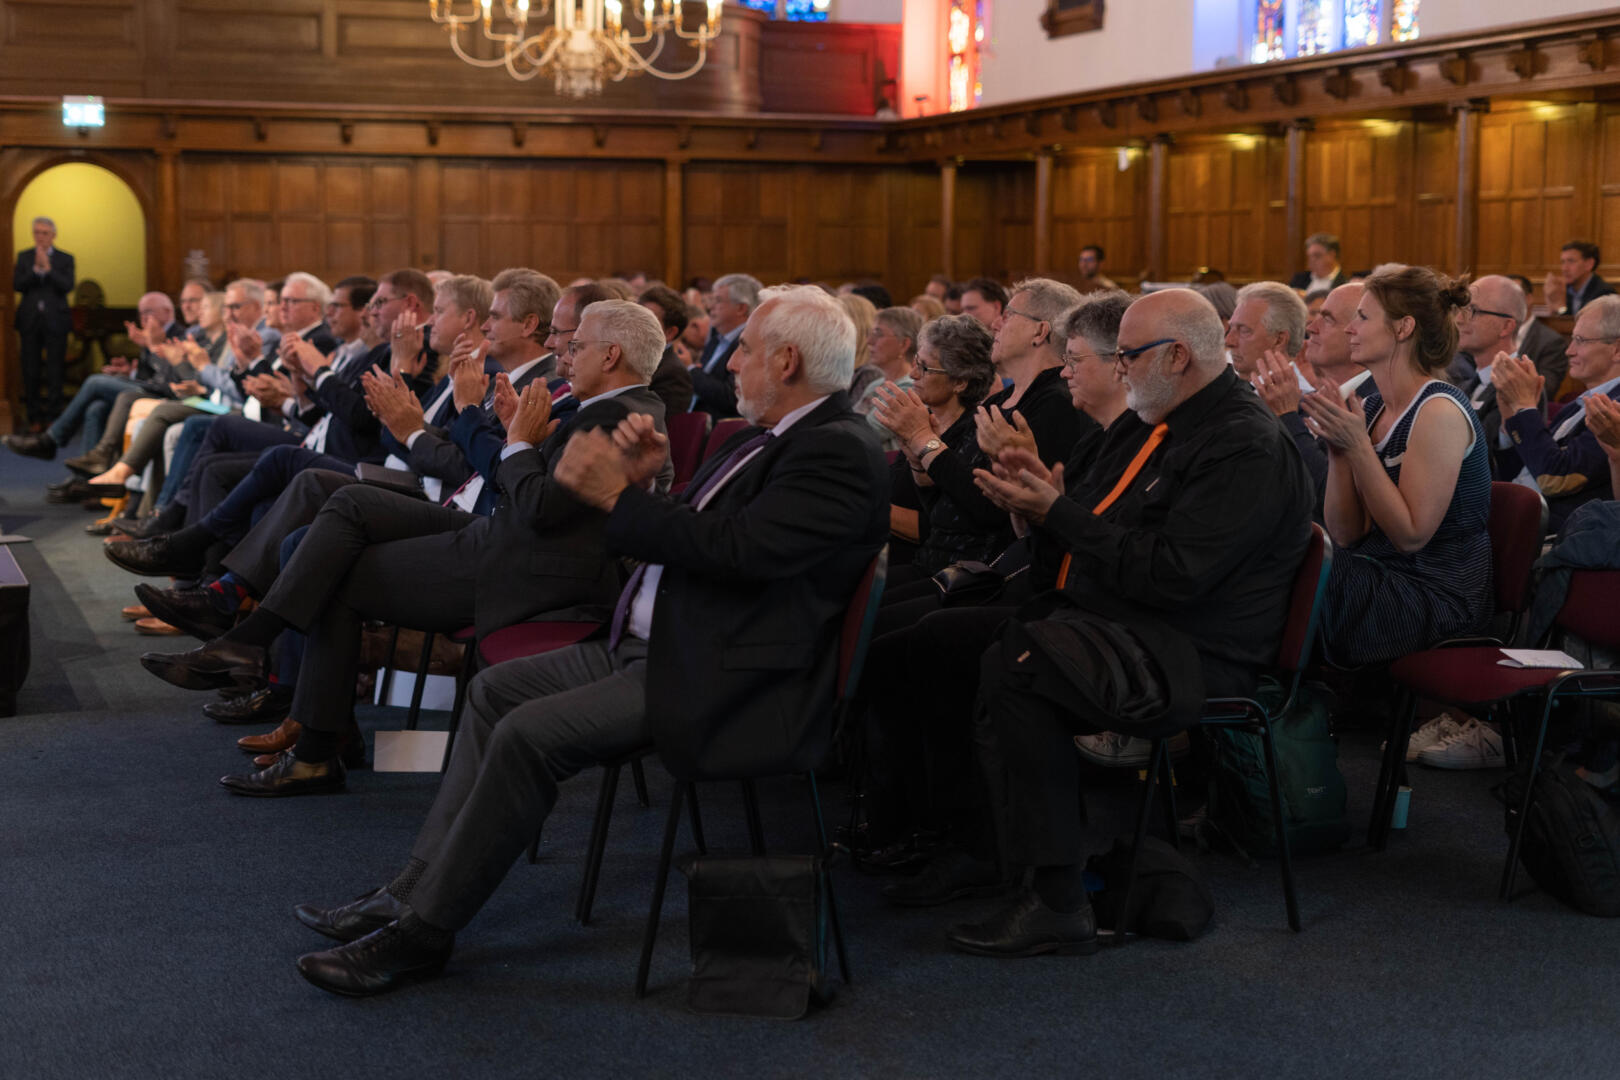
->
[607,428,772,648]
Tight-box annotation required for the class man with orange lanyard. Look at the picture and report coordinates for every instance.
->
[957,288,1315,958]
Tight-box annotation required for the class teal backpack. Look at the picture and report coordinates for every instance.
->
[1206,678,1351,858]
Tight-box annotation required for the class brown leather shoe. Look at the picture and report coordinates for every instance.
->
[135,617,183,636]
[239,718,301,754]
[254,729,367,770]
[122,604,152,621]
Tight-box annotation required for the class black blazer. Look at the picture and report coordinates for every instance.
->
[1520,319,1571,391]
[471,384,670,637]
[690,334,742,417]
[12,248,74,331]
[604,392,889,780]
[1288,268,1349,292]
[1566,274,1617,315]
[649,344,694,421]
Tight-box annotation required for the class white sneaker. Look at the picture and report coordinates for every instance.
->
[1074,731,1190,767]
[1404,714,1465,763]
[1417,718,1505,770]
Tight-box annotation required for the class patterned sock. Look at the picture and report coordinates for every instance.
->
[397,908,454,948]
[387,858,428,903]
[204,574,249,615]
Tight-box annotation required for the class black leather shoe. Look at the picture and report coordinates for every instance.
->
[105,535,206,577]
[203,684,294,726]
[3,431,56,459]
[85,519,114,536]
[63,449,113,476]
[219,749,345,797]
[946,888,1100,958]
[294,886,406,944]
[880,849,1012,908]
[109,516,161,539]
[134,582,235,642]
[296,918,453,997]
[44,477,95,504]
[140,638,266,692]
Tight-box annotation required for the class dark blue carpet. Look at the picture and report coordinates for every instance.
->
[3,451,1619,1078]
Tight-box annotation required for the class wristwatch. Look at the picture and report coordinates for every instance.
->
[917,438,943,457]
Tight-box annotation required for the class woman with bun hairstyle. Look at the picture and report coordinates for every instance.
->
[1299,265,1492,666]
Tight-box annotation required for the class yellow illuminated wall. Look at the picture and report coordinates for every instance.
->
[12,162,145,307]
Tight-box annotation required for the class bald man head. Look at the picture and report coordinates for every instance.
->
[1304,281,1365,381]
[1456,274,1527,366]
[1115,289,1228,423]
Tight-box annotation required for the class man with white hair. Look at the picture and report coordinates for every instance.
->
[11,215,74,426]
[958,289,1315,958]
[1226,280,1308,380]
[286,285,888,997]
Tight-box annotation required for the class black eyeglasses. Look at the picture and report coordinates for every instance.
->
[1113,338,1176,366]
[1464,304,1515,320]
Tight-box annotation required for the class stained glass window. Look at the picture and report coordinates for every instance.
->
[1343,0,1382,48]
[737,0,776,14]
[1391,0,1420,41]
[946,1,981,112]
[1297,0,1333,56]
[1251,0,1285,64]
[783,0,830,21]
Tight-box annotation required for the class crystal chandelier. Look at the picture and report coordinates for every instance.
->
[428,0,725,98]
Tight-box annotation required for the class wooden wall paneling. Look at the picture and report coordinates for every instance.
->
[951,168,994,283]
[1411,120,1456,275]
[885,166,942,298]
[683,163,794,285]
[1051,148,1145,287]
[989,165,1037,284]
[1303,121,1406,276]
[1476,103,1594,279]
[805,167,889,284]
[1165,136,1269,281]
[1263,135,1291,280]
[1597,107,1620,283]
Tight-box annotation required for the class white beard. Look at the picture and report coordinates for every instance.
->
[737,378,779,426]
[1124,357,1177,424]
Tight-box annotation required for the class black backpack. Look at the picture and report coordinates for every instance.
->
[1084,836,1215,941]
[1501,753,1620,917]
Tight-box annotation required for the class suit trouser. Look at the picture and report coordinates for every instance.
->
[156,415,216,508]
[95,389,159,458]
[221,468,357,594]
[408,638,650,931]
[118,400,203,471]
[179,414,299,512]
[18,322,68,421]
[258,484,479,733]
[185,452,259,527]
[199,444,350,546]
[45,373,139,448]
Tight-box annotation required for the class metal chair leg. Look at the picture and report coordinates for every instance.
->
[405,631,436,730]
[808,773,851,984]
[1369,691,1417,851]
[1257,716,1302,932]
[1115,738,1166,944]
[631,757,650,808]
[741,779,766,855]
[636,783,686,998]
[378,625,402,705]
[576,763,622,925]
[1158,750,1180,849]
[1502,692,1559,901]
[686,783,707,854]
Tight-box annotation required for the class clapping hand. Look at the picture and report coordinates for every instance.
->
[870,382,937,455]
[244,371,294,410]
[492,372,519,430]
[450,348,490,413]
[972,447,1065,526]
[390,312,427,377]
[1252,348,1305,417]
[1298,376,1370,453]
[1491,353,1544,415]
[609,413,670,489]
[504,381,557,447]
[974,406,1037,461]
[1587,393,1620,464]
[362,366,427,443]
[281,336,330,379]
[124,320,150,350]
[1543,270,1566,314]
[169,380,204,399]
[228,323,263,367]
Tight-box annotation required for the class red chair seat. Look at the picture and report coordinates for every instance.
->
[1389,647,1579,706]
[478,621,601,667]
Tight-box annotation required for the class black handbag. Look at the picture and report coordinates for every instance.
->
[931,538,1030,608]
[680,854,830,1019]
[354,462,426,499]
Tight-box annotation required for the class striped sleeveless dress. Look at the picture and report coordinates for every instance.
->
[1319,379,1494,667]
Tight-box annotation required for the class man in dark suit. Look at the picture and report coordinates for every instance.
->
[139,299,678,787]
[688,272,760,418]
[637,282,693,419]
[1543,240,1617,318]
[286,285,888,997]
[1449,275,1550,475]
[1287,232,1349,293]
[11,216,73,426]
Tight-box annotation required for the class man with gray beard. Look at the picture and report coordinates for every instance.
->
[955,288,1315,958]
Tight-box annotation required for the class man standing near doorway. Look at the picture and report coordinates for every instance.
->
[12,215,75,427]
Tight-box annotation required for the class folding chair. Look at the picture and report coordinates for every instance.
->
[1120,524,1332,935]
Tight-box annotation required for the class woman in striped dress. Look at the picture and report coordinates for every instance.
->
[1300,266,1493,667]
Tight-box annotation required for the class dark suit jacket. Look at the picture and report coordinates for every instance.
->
[473,383,669,636]
[649,344,693,420]
[12,247,74,331]
[690,334,742,418]
[1566,274,1617,315]
[1520,318,1571,391]
[1288,268,1348,292]
[603,392,889,780]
